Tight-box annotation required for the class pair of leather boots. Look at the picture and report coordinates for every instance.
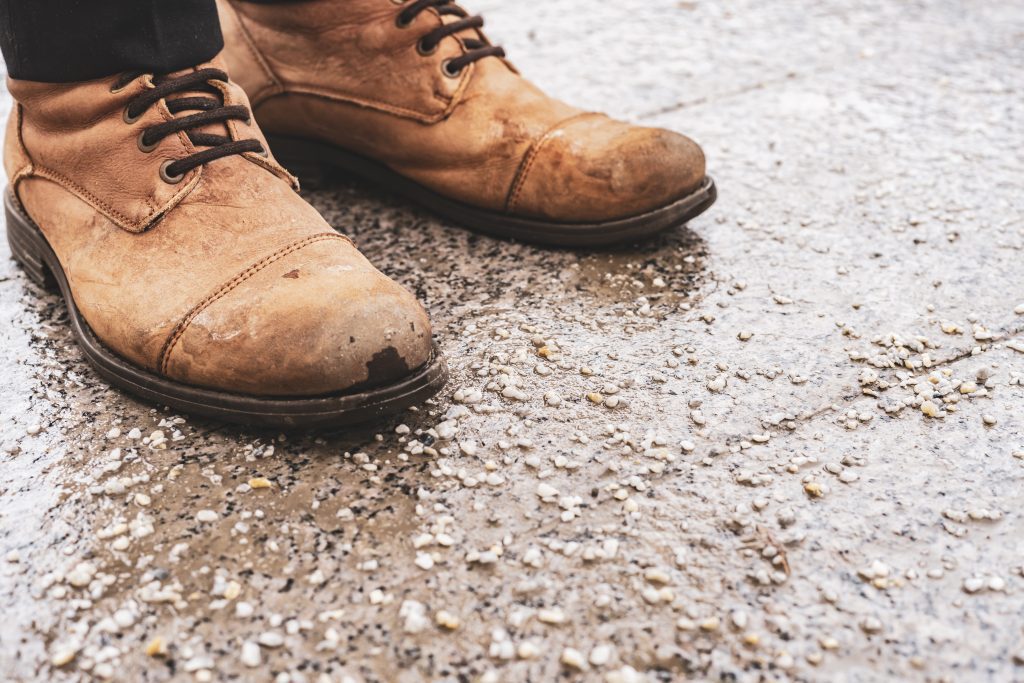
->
[4,0,715,428]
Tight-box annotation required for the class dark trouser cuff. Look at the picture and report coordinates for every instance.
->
[0,0,224,83]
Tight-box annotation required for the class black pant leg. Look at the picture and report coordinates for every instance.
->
[0,0,223,83]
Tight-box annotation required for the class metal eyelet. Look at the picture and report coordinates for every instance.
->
[137,131,159,153]
[416,38,438,56]
[123,106,142,124]
[440,59,462,78]
[159,160,185,184]
[255,145,269,158]
[395,12,413,28]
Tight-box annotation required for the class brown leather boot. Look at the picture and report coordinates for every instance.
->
[4,61,447,427]
[216,0,716,247]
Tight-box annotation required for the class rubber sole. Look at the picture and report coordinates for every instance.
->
[4,189,449,429]
[267,135,718,248]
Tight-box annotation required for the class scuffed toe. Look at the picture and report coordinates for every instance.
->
[161,236,433,397]
[507,113,707,223]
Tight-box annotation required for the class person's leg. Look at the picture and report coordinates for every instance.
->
[1,0,447,426]
[0,0,223,82]
[216,0,715,247]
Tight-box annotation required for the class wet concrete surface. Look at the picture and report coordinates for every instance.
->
[1,0,1023,681]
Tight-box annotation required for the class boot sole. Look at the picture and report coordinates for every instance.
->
[4,188,449,429]
[267,135,717,248]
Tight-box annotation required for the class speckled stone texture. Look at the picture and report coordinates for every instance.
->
[0,1,1022,681]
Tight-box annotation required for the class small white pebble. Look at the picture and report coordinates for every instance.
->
[517,641,540,659]
[537,608,566,625]
[240,641,261,667]
[50,645,78,667]
[435,610,460,630]
[414,552,434,570]
[860,617,883,634]
[589,644,613,667]
[536,483,559,499]
[196,510,218,523]
[560,647,586,670]
[257,631,284,648]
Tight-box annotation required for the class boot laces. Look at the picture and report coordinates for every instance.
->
[114,68,264,183]
[396,0,506,76]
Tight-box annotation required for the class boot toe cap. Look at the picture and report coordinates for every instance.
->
[161,237,433,397]
[507,114,707,223]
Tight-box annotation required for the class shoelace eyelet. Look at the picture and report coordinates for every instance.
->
[123,106,143,125]
[124,68,260,178]
[416,38,438,56]
[440,59,462,78]
[137,131,159,153]
[159,160,185,184]
[255,145,269,158]
[397,1,505,73]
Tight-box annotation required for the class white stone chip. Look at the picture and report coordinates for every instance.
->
[196,509,218,523]
[240,640,262,667]
[257,631,285,647]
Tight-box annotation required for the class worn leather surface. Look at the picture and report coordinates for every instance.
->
[4,64,433,397]
[217,0,707,223]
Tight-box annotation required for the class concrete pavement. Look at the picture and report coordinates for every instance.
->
[0,1,1022,681]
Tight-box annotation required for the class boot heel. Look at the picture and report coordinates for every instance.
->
[5,190,58,292]
[264,135,337,191]
[279,157,331,191]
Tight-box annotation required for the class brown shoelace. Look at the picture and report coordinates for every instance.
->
[114,68,263,182]
[396,0,506,76]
